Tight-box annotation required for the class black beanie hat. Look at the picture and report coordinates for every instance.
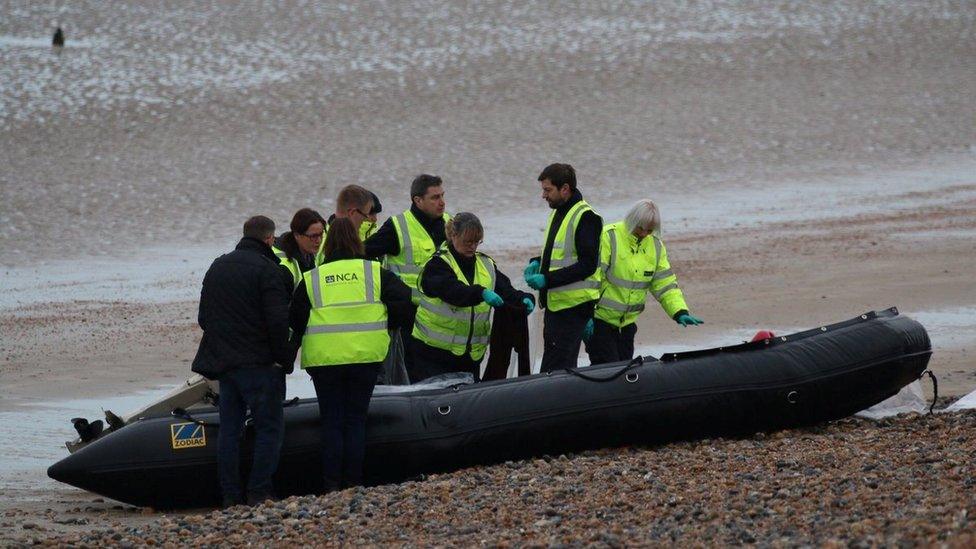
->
[369,191,382,214]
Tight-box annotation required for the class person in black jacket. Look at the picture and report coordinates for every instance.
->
[411,213,535,382]
[363,175,449,376]
[191,215,292,507]
[524,163,603,373]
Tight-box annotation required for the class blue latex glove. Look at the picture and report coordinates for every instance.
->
[482,289,504,308]
[522,297,534,314]
[523,260,541,277]
[525,274,546,290]
[583,318,594,342]
[676,313,704,326]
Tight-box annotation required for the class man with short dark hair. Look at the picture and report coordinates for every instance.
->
[363,174,450,381]
[524,163,603,373]
[192,215,292,507]
[364,174,449,298]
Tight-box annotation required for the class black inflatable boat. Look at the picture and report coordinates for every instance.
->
[48,308,931,509]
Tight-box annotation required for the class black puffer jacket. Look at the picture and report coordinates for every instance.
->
[191,237,293,379]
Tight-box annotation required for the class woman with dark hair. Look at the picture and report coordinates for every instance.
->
[411,212,535,383]
[288,217,410,492]
[274,208,327,289]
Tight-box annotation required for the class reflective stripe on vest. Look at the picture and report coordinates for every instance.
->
[412,248,496,361]
[385,211,450,304]
[272,246,302,287]
[301,259,390,368]
[543,200,601,311]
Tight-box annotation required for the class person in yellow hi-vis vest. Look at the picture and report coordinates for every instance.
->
[362,174,450,372]
[272,208,327,291]
[288,218,411,492]
[363,174,449,303]
[411,213,535,383]
[523,163,603,373]
[314,185,376,267]
[585,199,703,365]
[320,190,384,260]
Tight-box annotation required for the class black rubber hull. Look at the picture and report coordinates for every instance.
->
[48,309,931,509]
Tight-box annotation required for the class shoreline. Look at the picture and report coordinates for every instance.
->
[2,0,974,542]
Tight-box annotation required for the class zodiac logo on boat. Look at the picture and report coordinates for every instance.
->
[170,422,207,450]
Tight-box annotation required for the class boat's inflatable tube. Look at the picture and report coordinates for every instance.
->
[48,308,931,509]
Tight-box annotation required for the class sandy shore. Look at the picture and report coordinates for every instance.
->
[1,0,975,543]
[5,410,975,546]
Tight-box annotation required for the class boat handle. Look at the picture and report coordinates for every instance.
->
[172,407,215,427]
[786,391,799,404]
[625,372,639,383]
[437,405,451,416]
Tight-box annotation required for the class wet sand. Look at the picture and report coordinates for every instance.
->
[1,0,975,543]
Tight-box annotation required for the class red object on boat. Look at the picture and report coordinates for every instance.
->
[751,330,776,342]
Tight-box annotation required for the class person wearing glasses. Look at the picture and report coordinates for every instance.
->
[314,185,376,266]
[410,213,535,383]
[273,208,327,290]
[584,199,703,365]
[288,217,412,492]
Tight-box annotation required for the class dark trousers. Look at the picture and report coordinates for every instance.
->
[540,301,595,373]
[585,318,637,365]
[217,366,285,504]
[308,363,381,490]
[410,341,481,383]
[482,304,531,381]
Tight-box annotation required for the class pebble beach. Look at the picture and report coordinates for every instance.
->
[6,409,974,546]
[2,0,975,544]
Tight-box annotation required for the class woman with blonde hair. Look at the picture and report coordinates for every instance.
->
[585,199,702,365]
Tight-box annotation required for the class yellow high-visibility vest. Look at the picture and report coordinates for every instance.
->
[272,245,302,288]
[385,210,451,305]
[595,221,687,328]
[301,259,390,368]
[360,220,377,241]
[412,247,496,361]
[313,222,332,267]
[543,200,601,311]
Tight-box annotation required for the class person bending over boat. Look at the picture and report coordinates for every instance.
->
[288,218,411,492]
[524,163,603,373]
[273,208,327,290]
[192,215,293,507]
[411,212,535,382]
[584,199,703,365]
